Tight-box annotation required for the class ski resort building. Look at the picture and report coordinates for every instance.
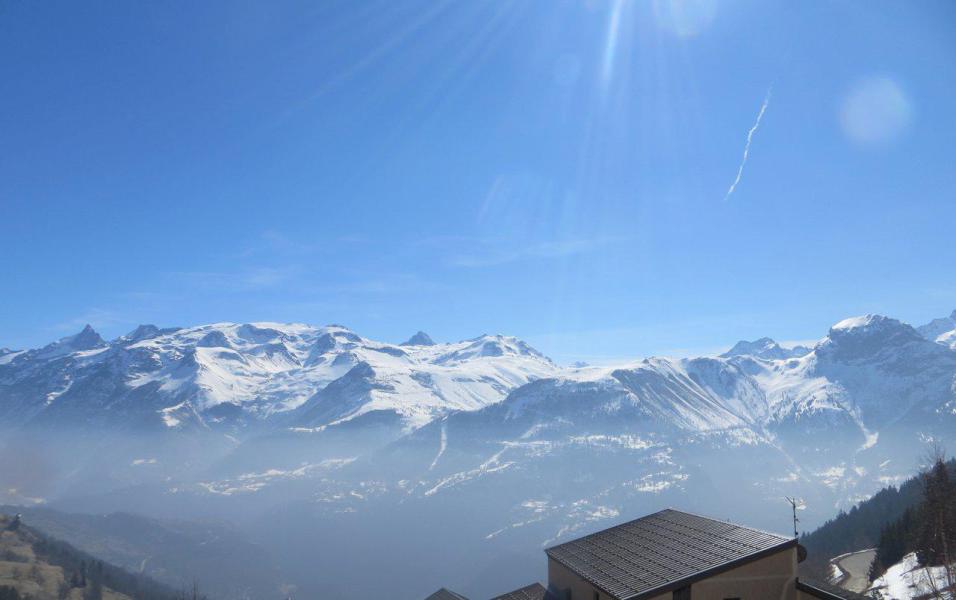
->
[425,509,867,600]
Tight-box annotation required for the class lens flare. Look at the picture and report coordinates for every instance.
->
[840,76,912,145]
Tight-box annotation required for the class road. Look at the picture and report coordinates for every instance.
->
[832,548,877,593]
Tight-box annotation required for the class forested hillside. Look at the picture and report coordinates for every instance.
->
[868,456,956,583]
[800,459,956,578]
[0,506,280,600]
[0,513,182,600]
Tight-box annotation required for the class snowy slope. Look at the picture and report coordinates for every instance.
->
[869,552,954,599]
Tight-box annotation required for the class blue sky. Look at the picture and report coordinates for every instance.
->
[2,0,955,363]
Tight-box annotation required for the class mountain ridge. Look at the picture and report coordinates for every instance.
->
[0,322,557,434]
[2,310,954,438]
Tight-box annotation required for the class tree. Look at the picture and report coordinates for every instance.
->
[6,514,21,532]
[870,507,917,581]
[84,577,104,600]
[916,449,956,596]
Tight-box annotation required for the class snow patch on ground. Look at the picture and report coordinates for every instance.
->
[869,552,954,599]
[198,458,355,495]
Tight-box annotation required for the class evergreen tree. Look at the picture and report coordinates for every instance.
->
[916,457,956,567]
[870,508,917,580]
[84,577,104,600]
[915,455,956,594]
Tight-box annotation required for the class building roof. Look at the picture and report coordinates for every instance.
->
[796,578,871,600]
[489,582,550,600]
[545,508,796,600]
[424,588,470,600]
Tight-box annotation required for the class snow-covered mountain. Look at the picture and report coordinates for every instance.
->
[918,309,956,349]
[0,322,556,433]
[1,312,953,469]
[720,337,811,360]
[405,313,953,452]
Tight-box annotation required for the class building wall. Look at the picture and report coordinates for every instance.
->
[690,547,797,600]
[547,547,797,600]
[548,558,613,600]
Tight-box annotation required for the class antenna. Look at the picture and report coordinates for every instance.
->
[785,497,800,538]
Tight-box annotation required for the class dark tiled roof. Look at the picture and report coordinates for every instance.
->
[545,508,795,600]
[424,588,470,600]
[796,578,871,600]
[490,582,550,600]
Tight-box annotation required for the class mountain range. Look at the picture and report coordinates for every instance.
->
[2,310,955,598]
[0,323,554,433]
[3,311,953,439]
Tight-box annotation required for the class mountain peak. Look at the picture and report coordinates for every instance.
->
[124,324,161,343]
[401,331,435,346]
[819,313,926,361]
[830,314,894,332]
[721,337,809,360]
[916,310,956,345]
[827,314,925,345]
[66,324,105,350]
[722,337,778,357]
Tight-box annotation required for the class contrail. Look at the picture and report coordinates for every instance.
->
[725,87,772,201]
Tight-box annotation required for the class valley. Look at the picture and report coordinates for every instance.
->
[2,310,955,598]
